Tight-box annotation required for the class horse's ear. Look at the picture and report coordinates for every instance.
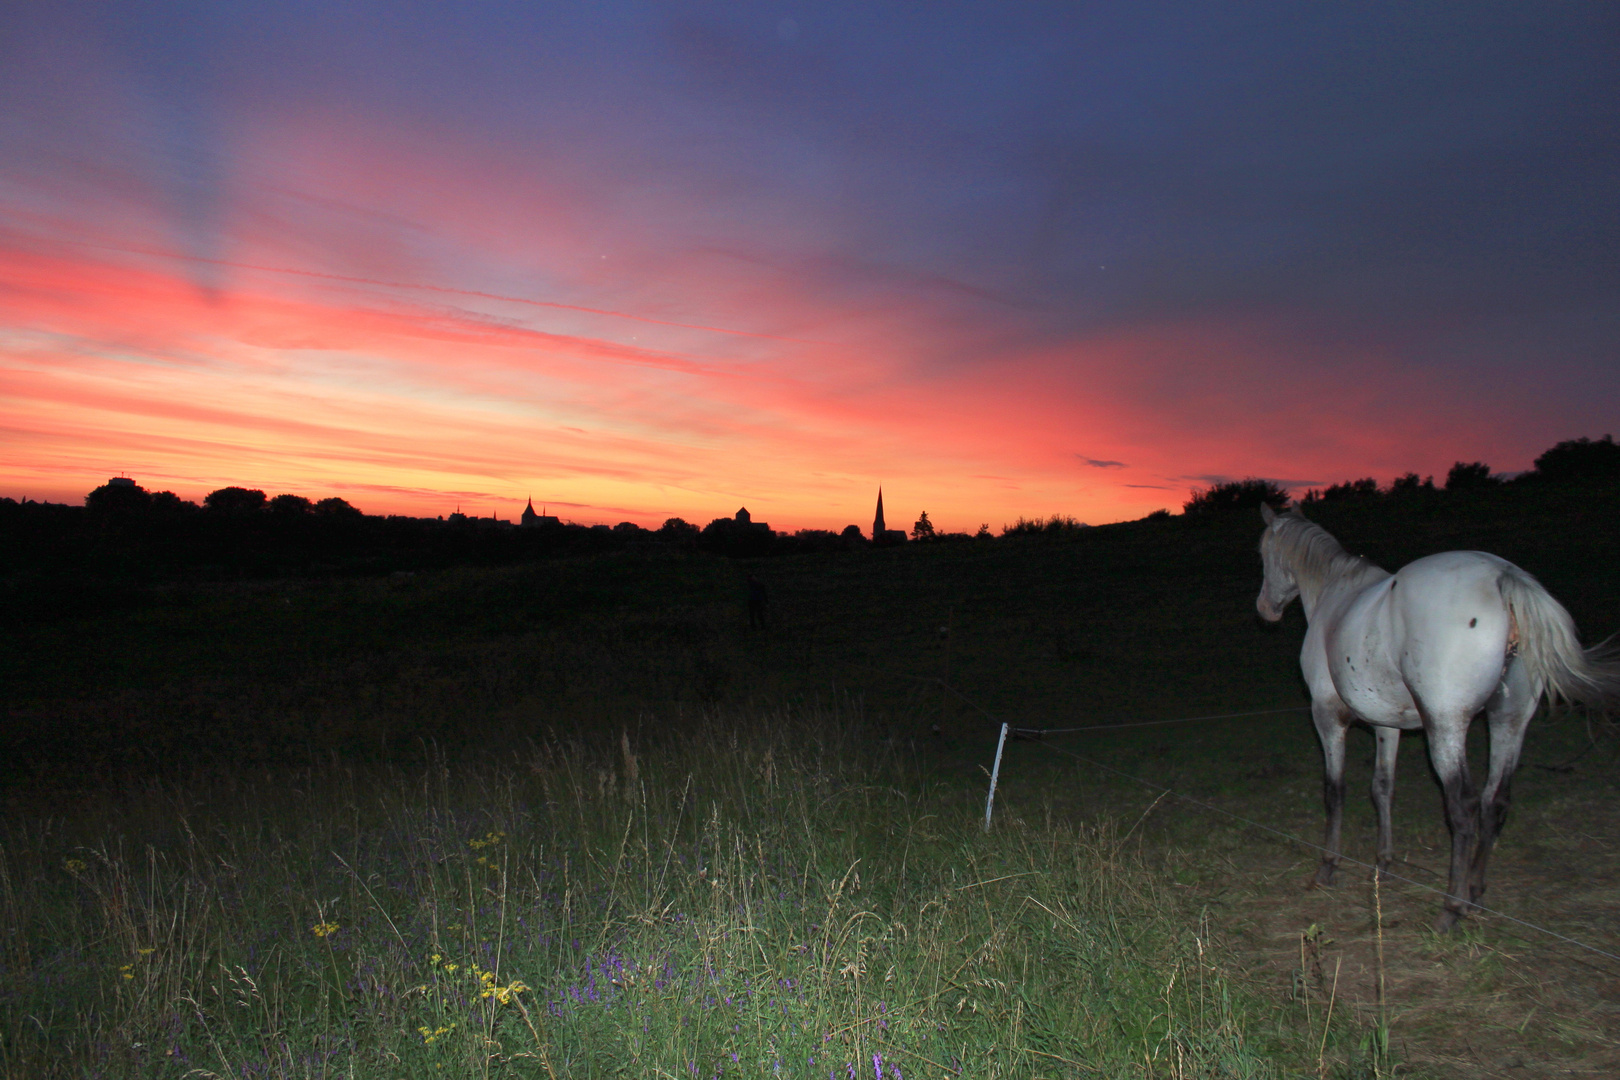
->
[1261,503,1276,525]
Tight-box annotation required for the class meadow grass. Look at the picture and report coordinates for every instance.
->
[6,482,1616,1077]
[0,705,1311,1079]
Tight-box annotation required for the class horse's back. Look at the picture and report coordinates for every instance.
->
[1389,551,1518,718]
[1323,551,1516,725]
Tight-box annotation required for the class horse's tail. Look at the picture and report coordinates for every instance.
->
[1498,567,1620,708]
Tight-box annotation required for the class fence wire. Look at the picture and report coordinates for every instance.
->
[930,680,1620,967]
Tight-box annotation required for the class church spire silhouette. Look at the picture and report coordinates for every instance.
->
[873,487,886,540]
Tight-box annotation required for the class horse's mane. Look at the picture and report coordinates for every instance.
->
[1272,510,1386,594]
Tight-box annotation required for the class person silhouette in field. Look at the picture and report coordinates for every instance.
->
[746,574,769,629]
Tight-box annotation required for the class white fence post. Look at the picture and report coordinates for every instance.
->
[983,722,1009,831]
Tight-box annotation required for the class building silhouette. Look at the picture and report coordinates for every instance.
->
[872,488,907,545]
[734,506,770,533]
[520,498,560,527]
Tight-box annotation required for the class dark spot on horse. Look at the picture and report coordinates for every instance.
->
[1469,617,1477,628]
[1391,580,1397,589]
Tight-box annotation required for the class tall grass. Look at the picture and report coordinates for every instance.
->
[1,704,1288,1079]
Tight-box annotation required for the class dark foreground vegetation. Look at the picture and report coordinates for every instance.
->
[2,437,1618,1078]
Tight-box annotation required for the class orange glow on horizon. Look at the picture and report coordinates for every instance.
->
[0,165,1590,534]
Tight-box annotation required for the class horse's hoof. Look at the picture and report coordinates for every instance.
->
[1314,865,1337,887]
[1432,908,1463,934]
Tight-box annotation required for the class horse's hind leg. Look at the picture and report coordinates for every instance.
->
[1472,658,1538,907]
[1370,726,1401,878]
[1312,701,1351,886]
[1424,710,1480,933]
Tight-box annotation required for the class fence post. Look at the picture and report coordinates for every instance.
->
[983,722,1009,832]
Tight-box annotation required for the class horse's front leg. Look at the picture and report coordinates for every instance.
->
[1312,702,1350,886]
[1370,726,1401,878]
[1424,714,1480,933]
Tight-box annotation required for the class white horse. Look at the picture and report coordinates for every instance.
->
[1256,504,1618,931]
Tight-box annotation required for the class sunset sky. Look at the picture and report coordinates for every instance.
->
[3,3,1616,531]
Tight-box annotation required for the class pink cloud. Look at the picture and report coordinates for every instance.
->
[0,110,1602,533]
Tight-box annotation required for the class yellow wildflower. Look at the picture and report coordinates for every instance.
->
[63,858,87,875]
[467,830,506,851]
[480,978,528,1005]
[310,922,339,938]
[417,1023,455,1045]
[119,964,134,980]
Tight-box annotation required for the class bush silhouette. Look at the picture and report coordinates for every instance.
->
[1533,435,1620,484]
[1002,514,1088,536]
[314,496,361,517]
[1389,472,1435,495]
[205,487,268,513]
[149,491,196,515]
[1445,461,1496,490]
[1182,478,1290,516]
[1321,477,1379,502]
[85,480,152,516]
[660,517,700,541]
[269,494,313,515]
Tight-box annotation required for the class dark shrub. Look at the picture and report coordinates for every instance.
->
[1389,472,1435,495]
[1533,435,1620,484]
[659,517,700,541]
[1445,462,1497,490]
[269,494,313,515]
[1321,477,1380,502]
[149,491,197,514]
[314,496,362,517]
[1182,479,1290,516]
[205,486,268,513]
[85,480,152,515]
[1002,514,1088,536]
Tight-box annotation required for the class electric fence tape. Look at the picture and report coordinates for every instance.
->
[956,684,1620,967]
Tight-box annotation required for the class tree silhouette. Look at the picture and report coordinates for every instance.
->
[1182,478,1290,516]
[1389,472,1435,495]
[659,517,700,541]
[205,487,268,513]
[1445,461,1496,490]
[269,494,313,515]
[1533,435,1620,483]
[314,496,361,517]
[85,480,152,515]
[1321,477,1379,501]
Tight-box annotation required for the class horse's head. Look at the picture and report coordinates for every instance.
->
[1256,503,1298,622]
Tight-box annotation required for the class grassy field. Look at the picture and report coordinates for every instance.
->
[2,710,1297,1079]
[3,482,1618,1077]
